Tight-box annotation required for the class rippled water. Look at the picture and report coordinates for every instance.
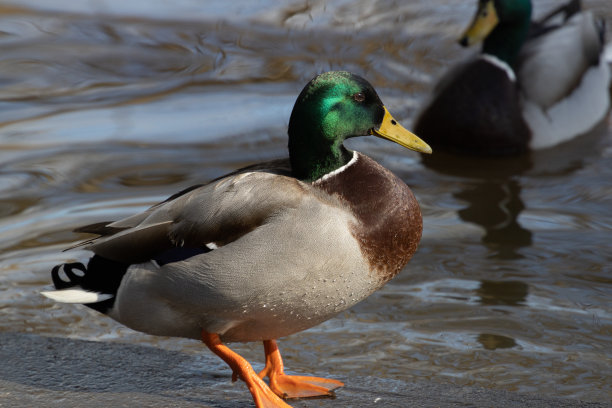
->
[1,0,611,403]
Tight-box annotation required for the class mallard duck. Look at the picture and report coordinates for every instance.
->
[414,0,611,156]
[42,71,432,408]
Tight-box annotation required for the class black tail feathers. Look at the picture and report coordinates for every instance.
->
[51,256,129,314]
[51,262,87,289]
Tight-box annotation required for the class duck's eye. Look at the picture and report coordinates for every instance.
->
[353,92,366,103]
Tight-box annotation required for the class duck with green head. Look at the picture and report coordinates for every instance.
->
[414,0,610,156]
[42,71,431,408]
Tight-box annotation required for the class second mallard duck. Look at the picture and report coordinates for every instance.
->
[415,0,611,156]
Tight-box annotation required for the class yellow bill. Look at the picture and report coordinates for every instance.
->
[370,107,432,154]
[459,0,499,46]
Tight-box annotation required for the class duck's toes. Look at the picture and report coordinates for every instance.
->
[249,376,294,408]
[268,374,344,399]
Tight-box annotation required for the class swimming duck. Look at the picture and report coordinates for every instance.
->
[42,71,432,408]
[414,0,610,156]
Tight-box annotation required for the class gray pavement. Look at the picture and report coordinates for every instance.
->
[0,332,608,408]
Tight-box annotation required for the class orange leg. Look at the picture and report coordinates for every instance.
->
[201,330,292,408]
[258,339,344,399]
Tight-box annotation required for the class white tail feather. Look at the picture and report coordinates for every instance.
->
[41,289,114,304]
[605,43,612,64]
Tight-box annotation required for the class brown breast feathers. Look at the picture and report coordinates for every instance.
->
[313,153,422,283]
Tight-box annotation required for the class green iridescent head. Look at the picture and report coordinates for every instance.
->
[288,71,431,181]
[459,0,532,66]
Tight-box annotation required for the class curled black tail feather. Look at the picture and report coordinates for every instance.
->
[51,256,129,314]
[51,262,87,289]
[50,250,204,314]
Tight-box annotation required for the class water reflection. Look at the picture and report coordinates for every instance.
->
[478,333,517,350]
[477,280,528,306]
[419,120,607,261]
[455,179,532,259]
[475,281,528,350]
[422,152,533,259]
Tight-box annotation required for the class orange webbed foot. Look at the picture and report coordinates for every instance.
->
[258,339,344,399]
[265,373,344,399]
[201,331,293,408]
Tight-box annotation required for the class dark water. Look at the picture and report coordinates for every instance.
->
[1,0,611,403]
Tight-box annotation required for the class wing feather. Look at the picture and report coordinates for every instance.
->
[75,164,310,264]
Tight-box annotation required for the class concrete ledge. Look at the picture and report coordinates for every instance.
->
[0,332,607,408]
